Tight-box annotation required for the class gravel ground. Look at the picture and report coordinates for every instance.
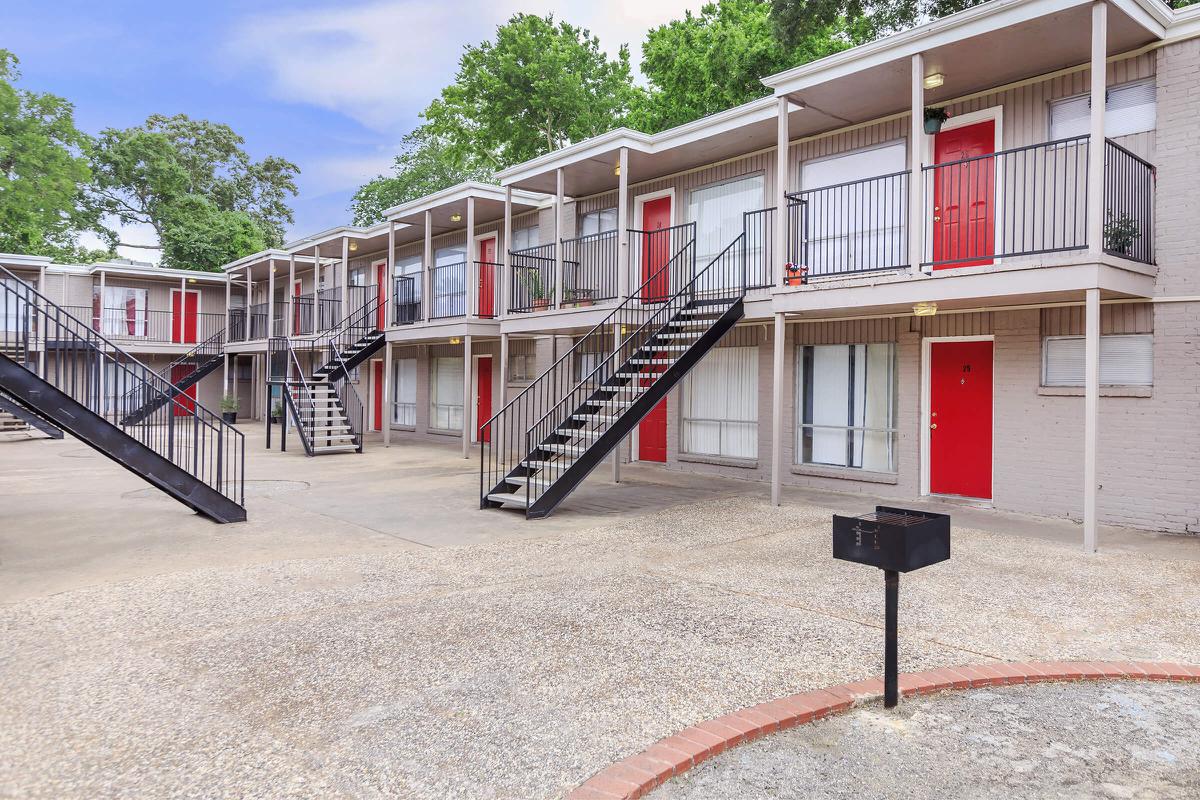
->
[1,496,1198,799]
[649,680,1200,799]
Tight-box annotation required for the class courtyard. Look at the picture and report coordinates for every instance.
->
[1,430,1198,798]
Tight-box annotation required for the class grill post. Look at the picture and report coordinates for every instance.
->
[884,568,899,708]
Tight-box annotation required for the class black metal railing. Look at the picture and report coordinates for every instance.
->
[476,261,501,319]
[118,324,226,419]
[786,170,909,281]
[743,207,777,289]
[627,223,698,304]
[1103,139,1155,265]
[561,229,618,307]
[431,261,467,320]
[65,306,225,345]
[228,307,247,342]
[0,266,244,507]
[480,222,697,507]
[317,287,342,331]
[509,243,556,313]
[394,275,424,325]
[291,293,316,336]
[249,302,269,340]
[922,135,1089,268]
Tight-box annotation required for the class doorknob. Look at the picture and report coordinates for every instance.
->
[930,423,938,430]
[933,215,941,222]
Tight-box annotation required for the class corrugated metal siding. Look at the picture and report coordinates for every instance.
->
[1041,302,1153,335]
[920,312,993,337]
[791,317,898,344]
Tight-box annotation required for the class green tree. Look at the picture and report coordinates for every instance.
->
[770,0,981,46]
[421,13,638,171]
[350,130,491,226]
[632,0,870,133]
[89,113,299,270]
[0,50,108,261]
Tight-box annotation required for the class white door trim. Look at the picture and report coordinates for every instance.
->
[170,287,202,343]
[924,106,1004,271]
[920,334,996,500]
[471,353,493,444]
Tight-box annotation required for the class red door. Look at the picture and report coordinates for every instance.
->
[640,196,672,302]
[170,364,196,417]
[478,237,497,319]
[171,290,198,344]
[293,280,303,333]
[932,121,995,269]
[637,361,667,463]
[372,360,384,431]
[476,356,492,443]
[375,262,388,330]
[929,340,993,499]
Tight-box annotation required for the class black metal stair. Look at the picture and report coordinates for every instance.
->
[0,267,246,523]
[119,328,225,425]
[0,389,64,438]
[481,221,753,519]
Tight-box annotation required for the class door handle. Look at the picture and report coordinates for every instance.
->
[930,423,938,430]
[933,215,941,222]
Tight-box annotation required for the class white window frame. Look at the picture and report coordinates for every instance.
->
[1041,334,1153,387]
[681,346,759,459]
[391,356,417,428]
[1049,78,1157,140]
[429,356,464,432]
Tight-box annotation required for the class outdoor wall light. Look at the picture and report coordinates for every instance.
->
[614,159,621,176]
[449,336,462,345]
[349,240,358,252]
[913,301,938,317]
[923,73,945,90]
[187,278,197,283]
[450,213,462,222]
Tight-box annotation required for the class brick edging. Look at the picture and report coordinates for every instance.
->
[568,660,1200,800]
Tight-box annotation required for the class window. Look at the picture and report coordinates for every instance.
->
[682,347,759,459]
[688,174,765,272]
[509,340,537,383]
[1,277,29,333]
[1050,79,1156,140]
[349,267,367,287]
[1042,334,1153,386]
[798,141,907,275]
[580,208,617,236]
[392,357,417,426]
[393,254,422,319]
[430,357,464,431]
[510,226,540,252]
[93,286,147,337]
[796,343,896,472]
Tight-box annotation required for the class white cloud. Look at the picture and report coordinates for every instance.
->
[224,0,697,131]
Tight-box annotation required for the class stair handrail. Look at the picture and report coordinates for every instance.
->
[119,324,226,413]
[322,311,366,450]
[0,265,245,508]
[281,338,317,456]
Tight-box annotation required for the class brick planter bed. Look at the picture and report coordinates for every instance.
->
[568,661,1200,800]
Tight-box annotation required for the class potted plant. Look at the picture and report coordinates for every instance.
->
[220,394,239,424]
[924,106,950,134]
[270,400,283,424]
[520,270,549,311]
[567,288,594,307]
[1104,212,1141,256]
[784,262,808,287]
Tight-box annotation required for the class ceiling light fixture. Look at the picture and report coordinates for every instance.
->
[349,240,358,252]
[913,302,938,317]
[449,336,462,345]
[450,212,462,223]
[923,73,945,90]
[614,159,621,176]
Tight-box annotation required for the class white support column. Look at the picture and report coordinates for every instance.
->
[554,168,565,308]
[37,265,46,375]
[466,196,476,318]
[502,187,513,318]
[774,98,789,286]
[387,220,396,328]
[770,312,785,505]
[616,147,630,298]
[223,276,231,395]
[1087,1,1108,255]
[424,210,433,321]
[498,333,509,401]
[98,270,106,413]
[1083,287,1100,553]
[287,254,296,336]
[910,52,926,273]
[265,258,274,433]
[383,341,393,447]
[462,334,472,458]
[612,322,622,483]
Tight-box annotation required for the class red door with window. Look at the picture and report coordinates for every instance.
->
[172,290,198,344]
[640,196,672,302]
[476,356,492,443]
[372,360,384,431]
[478,238,497,318]
[375,262,387,330]
[932,121,996,269]
[170,364,197,417]
[929,340,993,499]
[637,359,667,463]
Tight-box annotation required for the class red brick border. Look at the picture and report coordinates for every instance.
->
[568,661,1200,800]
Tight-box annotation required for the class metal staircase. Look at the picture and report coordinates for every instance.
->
[0,389,63,438]
[119,327,225,425]
[480,221,750,519]
[267,295,384,456]
[0,266,246,523]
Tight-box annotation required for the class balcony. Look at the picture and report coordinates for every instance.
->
[783,136,1155,286]
[67,305,225,346]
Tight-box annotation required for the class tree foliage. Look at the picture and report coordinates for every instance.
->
[632,0,871,133]
[770,0,993,46]
[420,13,639,171]
[350,130,492,226]
[89,113,299,270]
[0,50,107,261]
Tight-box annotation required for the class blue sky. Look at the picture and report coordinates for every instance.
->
[5,0,695,260]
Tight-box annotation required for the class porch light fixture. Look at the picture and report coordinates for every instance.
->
[923,73,945,90]
[349,240,358,252]
[913,302,938,317]
[450,212,462,223]
[187,278,197,283]
[614,159,621,176]
[449,336,462,345]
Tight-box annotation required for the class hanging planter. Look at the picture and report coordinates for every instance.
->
[924,106,950,134]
